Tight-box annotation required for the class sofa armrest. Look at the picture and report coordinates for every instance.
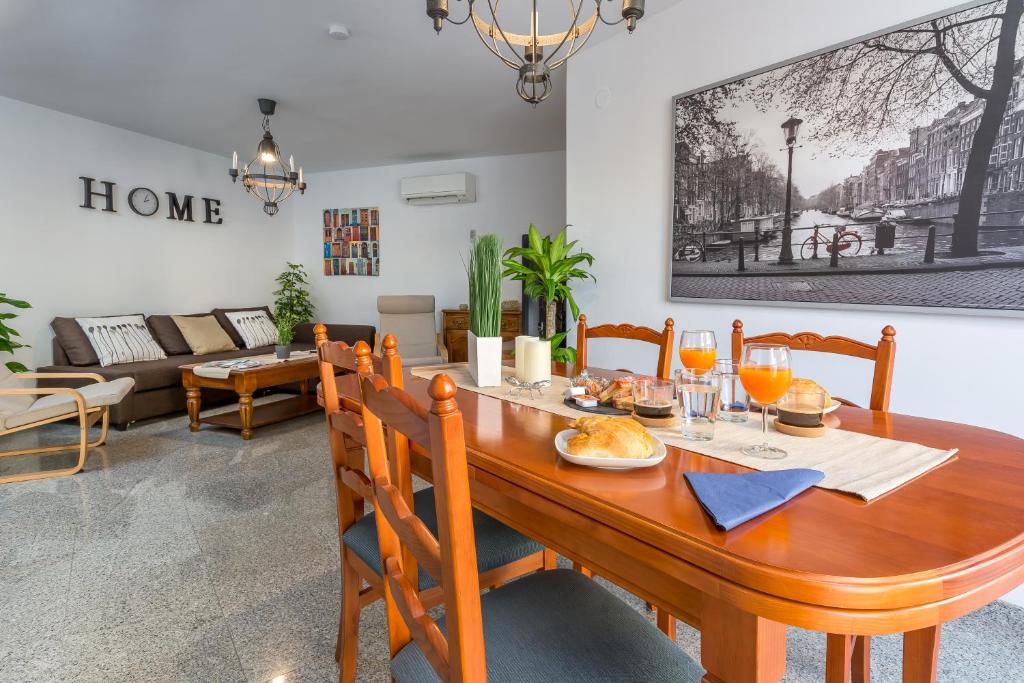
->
[295,322,375,348]
[34,365,107,390]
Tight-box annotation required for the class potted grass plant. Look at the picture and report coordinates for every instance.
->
[466,234,504,387]
[274,312,296,359]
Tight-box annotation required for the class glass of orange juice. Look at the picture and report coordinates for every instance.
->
[738,343,793,459]
[679,330,717,373]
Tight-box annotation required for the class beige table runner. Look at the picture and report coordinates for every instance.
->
[411,363,957,501]
[192,350,317,379]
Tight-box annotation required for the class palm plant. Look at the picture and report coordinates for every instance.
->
[502,224,596,363]
[467,234,503,337]
[0,292,31,373]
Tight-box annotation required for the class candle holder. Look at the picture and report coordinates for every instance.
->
[506,376,551,400]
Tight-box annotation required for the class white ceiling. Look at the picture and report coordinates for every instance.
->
[0,1,678,172]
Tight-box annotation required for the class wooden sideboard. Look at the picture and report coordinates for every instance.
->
[442,308,522,363]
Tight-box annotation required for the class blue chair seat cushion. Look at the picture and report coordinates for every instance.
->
[390,568,704,682]
[342,487,544,591]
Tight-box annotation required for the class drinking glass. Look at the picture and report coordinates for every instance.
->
[679,330,717,373]
[777,384,827,428]
[714,359,749,423]
[675,368,721,441]
[738,344,793,459]
[632,378,675,418]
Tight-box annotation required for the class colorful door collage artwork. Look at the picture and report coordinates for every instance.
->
[322,207,380,277]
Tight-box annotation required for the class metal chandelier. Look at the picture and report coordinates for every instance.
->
[426,0,645,105]
[229,98,306,216]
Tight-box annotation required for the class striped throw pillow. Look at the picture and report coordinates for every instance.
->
[225,310,278,349]
[75,315,167,367]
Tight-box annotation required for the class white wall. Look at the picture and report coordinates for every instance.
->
[290,151,566,329]
[565,1,1024,605]
[0,96,290,369]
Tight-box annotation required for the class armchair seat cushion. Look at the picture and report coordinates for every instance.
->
[3,377,135,430]
[400,355,446,368]
[391,568,704,682]
[343,487,543,591]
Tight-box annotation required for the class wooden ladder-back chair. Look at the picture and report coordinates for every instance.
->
[315,328,553,682]
[575,315,675,380]
[349,371,704,682]
[731,319,897,411]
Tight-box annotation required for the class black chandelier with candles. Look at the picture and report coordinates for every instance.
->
[229,98,306,216]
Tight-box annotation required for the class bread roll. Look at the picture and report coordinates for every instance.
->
[566,416,655,459]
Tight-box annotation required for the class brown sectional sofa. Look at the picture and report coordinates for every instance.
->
[36,312,374,427]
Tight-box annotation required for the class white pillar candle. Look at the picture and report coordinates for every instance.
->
[232,151,238,170]
[298,166,304,184]
[289,155,295,172]
[514,335,538,379]
[523,339,551,384]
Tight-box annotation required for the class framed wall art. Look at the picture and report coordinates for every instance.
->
[322,207,380,277]
[670,1,1024,313]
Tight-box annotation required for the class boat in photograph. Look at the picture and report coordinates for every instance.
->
[852,206,884,222]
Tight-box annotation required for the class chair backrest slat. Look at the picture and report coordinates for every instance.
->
[731,320,897,411]
[359,372,487,681]
[576,314,675,379]
[384,557,451,680]
[373,477,444,581]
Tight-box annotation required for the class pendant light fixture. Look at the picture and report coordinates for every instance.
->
[426,0,645,105]
[229,98,306,216]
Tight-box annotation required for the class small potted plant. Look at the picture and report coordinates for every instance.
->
[467,234,503,387]
[1,291,31,373]
[274,312,296,359]
[272,262,315,360]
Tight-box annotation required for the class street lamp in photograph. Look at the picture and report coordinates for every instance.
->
[778,116,803,265]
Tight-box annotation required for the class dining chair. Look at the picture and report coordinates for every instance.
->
[348,369,705,682]
[730,319,897,411]
[314,327,554,682]
[575,314,676,379]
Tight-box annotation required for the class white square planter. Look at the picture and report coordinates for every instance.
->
[467,331,503,387]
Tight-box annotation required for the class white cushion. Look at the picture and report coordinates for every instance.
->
[3,377,134,430]
[0,370,35,427]
[400,355,446,368]
[225,310,278,349]
[75,315,167,367]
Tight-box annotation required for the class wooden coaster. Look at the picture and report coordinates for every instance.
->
[631,412,679,428]
[773,418,827,438]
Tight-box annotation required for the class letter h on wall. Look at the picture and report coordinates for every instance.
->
[79,176,116,212]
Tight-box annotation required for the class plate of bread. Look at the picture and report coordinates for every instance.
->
[555,416,667,470]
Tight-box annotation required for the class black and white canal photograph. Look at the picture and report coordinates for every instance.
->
[670,0,1024,311]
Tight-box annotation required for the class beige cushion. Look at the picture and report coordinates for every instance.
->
[0,370,35,427]
[172,315,238,355]
[377,296,438,360]
[2,377,134,430]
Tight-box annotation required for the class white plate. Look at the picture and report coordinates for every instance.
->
[554,429,667,470]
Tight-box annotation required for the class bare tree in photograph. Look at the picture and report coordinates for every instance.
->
[759,0,1024,256]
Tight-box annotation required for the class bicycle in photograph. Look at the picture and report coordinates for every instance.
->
[800,224,862,259]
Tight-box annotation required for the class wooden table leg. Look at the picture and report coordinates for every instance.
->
[186,386,201,432]
[902,626,940,683]
[701,595,786,683]
[239,392,254,440]
[853,635,871,683]
[299,378,309,395]
[826,634,854,683]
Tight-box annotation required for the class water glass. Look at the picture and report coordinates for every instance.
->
[675,368,721,441]
[714,359,749,423]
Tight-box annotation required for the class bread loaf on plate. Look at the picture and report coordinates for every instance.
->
[566,416,655,459]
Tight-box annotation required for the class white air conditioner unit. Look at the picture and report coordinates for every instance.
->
[400,173,476,205]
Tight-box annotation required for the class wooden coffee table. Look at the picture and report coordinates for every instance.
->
[180,354,321,439]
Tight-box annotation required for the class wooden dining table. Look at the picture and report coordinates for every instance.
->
[336,364,1024,682]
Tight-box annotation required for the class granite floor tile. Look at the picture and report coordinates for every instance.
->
[0,556,71,659]
[225,569,340,683]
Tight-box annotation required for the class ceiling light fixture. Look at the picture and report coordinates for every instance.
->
[426,0,644,106]
[229,98,306,217]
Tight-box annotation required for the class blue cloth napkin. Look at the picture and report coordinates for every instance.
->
[684,469,824,531]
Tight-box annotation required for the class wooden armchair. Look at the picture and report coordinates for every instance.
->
[575,315,676,379]
[731,320,896,411]
[350,371,703,682]
[314,326,553,682]
[0,372,134,484]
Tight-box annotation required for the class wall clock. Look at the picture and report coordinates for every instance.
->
[127,187,159,216]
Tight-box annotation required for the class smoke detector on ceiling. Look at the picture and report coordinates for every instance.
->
[328,24,351,41]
